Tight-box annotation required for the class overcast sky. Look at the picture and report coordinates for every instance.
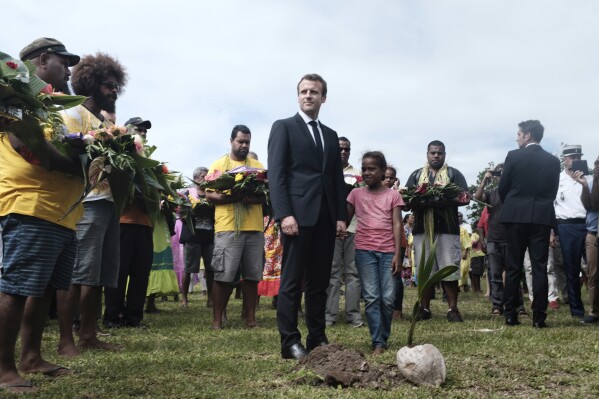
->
[3,0,598,217]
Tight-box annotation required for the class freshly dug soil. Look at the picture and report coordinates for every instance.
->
[295,343,405,389]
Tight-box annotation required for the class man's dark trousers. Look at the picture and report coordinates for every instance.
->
[277,196,335,349]
[504,223,551,324]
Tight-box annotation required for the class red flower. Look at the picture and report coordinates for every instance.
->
[6,61,18,69]
[255,171,267,182]
[40,84,53,94]
[355,175,363,183]
[415,183,429,194]
[162,164,169,174]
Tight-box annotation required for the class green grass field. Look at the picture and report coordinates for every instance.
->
[12,283,599,399]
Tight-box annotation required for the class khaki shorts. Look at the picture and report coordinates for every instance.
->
[212,231,264,283]
[413,233,461,282]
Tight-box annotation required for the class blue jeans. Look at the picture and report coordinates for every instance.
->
[557,223,587,317]
[355,250,395,348]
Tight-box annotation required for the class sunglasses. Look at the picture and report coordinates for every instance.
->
[340,148,351,153]
[102,81,120,91]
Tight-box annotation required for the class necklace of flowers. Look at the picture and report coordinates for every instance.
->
[224,153,249,237]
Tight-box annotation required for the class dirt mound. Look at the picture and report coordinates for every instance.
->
[295,343,405,389]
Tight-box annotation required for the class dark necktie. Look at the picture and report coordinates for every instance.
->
[308,120,324,167]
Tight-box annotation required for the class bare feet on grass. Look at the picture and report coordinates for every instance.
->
[0,372,37,394]
[19,359,73,377]
[57,339,80,357]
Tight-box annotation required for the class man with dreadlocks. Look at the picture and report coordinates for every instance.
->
[405,140,469,323]
[57,52,128,355]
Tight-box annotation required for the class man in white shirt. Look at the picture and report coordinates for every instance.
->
[552,145,592,318]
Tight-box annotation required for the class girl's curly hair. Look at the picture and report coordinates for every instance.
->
[71,52,128,96]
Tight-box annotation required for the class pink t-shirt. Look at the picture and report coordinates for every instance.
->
[347,187,404,253]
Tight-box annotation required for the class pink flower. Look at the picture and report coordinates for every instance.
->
[415,183,429,194]
[133,134,144,154]
[205,170,222,182]
[40,84,53,94]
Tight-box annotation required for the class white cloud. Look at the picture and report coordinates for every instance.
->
[3,0,598,217]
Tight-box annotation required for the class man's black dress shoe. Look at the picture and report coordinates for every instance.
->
[102,319,123,329]
[306,336,329,352]
[281,343,308,360]
[533,321,548,328]
[505,318,521,326]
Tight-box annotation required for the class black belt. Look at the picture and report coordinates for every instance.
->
[557,218,586,225]
[589,231,598,236]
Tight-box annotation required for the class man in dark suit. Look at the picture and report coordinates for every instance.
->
[268,73,347,360]
[499,120,560,328]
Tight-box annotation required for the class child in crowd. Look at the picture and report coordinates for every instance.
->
[469,225,485,293]
[347,151,404,355]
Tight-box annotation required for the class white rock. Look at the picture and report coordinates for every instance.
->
[396,344,446,387]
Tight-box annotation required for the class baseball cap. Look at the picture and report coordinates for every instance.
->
[19,37,80,66]
[124,117,152,129]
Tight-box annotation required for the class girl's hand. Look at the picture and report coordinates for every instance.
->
[392,255,402,275]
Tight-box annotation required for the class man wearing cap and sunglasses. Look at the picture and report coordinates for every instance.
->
[103,117,156,329]
[553,145,593,320]
[0,37,83,394]
[125,117,151,139]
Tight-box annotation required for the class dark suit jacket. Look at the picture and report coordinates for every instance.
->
[267,113,347,227]
[498,144,560,227]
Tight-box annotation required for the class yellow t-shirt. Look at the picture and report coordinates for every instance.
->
[208,155,264,233]
[0,135,84,230]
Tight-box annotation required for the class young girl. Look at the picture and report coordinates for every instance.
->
[347,151,404,355]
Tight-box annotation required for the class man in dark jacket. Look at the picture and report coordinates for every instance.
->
[499,120,560,328]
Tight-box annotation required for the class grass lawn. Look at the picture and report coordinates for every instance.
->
[14,282,599,399]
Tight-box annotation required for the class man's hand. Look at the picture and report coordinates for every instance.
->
[461,249,468,260]
[281,216,299,236]
[571,170,588,186]
[336,220,347,238]
[550,234,557,248]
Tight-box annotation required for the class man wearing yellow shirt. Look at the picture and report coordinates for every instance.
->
[206,125,265,330]
[0,38,83,393]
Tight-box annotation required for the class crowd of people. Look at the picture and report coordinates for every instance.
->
[1,37,598,394]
